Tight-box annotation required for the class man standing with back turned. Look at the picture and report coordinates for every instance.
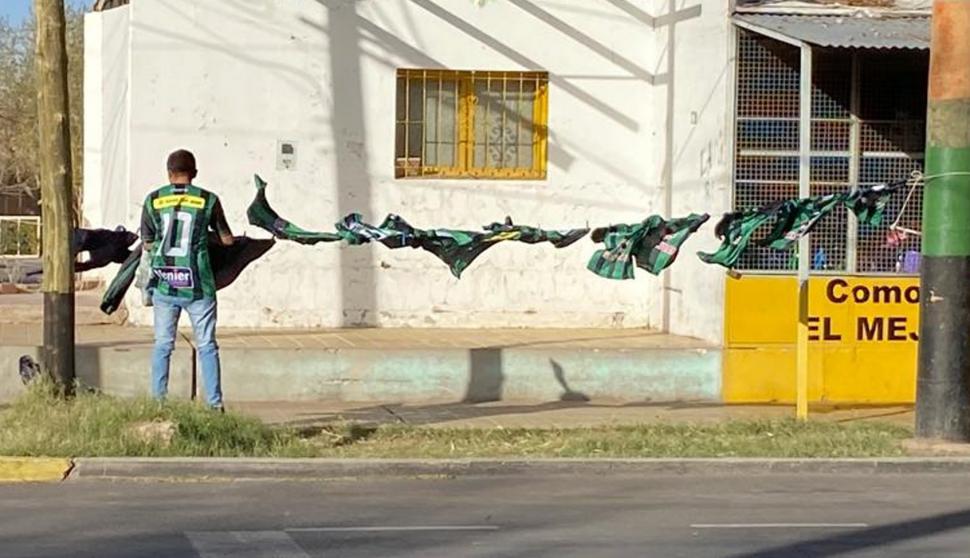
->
[141,150,234,410]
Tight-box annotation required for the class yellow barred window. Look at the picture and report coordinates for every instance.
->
[395,69,549,179]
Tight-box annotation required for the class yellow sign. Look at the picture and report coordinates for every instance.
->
[810,278,920,343]
[724,275,919,404]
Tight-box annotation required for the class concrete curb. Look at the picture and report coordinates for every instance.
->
[0,457,74,482]
[67,457,970,481]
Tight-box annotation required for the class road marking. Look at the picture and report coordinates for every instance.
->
[186,531,310,558]
[690,523,869,529]
[286,525,500,533]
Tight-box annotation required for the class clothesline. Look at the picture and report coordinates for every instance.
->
[247,173,915,276]
[82,171,925,315]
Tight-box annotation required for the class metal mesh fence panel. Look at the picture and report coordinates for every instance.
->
[734,31,928,275]
[855,50,927,274]
[735,32,801,271]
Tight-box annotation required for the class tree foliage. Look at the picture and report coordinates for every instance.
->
[0,7,84,220]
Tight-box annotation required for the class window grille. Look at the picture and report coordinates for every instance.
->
[395,69,549,179]
[0,216,40,258]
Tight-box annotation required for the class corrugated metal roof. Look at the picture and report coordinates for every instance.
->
[733,14,930,49]
[737,0,931,13]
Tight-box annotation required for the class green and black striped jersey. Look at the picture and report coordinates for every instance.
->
[140,183,232,300]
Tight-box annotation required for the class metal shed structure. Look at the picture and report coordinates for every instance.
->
[731,12,930,275]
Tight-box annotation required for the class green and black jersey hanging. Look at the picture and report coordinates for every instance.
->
[697,205,780,269]
[73,227,139,273]
[698,194,842,270]
[843,181,905,227]
[100,237,276,315]
[483,217,589,248]
[760,194,842,251]
[372,216,587,279]
[410,226,503,279]
[336,213,407,247]
[28,227,139,279]
[247,175,345,244]
[100,247,142,315]
[698,182,909,270]
[588,213,709,280]
[249,175,590,279]
[90,173,919,316]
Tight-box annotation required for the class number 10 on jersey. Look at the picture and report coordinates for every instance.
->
[159,211,193,257]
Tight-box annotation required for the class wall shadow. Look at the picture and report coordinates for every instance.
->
[73,345,103,397]
[408,0,648,130]
[318,0,377,327]
[464,348,504,403]
[658,0,703,333]
[280,351,611,429]
[130,1,377,327]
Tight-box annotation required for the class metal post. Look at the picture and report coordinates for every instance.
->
[846,51,862,274]
[916,0,970,441]
[35,0,75,396]
[796,44,813,421]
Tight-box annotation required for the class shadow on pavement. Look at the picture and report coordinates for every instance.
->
[279,399,767,429]
[271,398,915,430]
[552,359,590,402]
[728,507,970,558]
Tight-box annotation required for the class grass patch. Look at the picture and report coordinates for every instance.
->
[0,382,912,458]
[318,420,911,459]
[0,380,314,458]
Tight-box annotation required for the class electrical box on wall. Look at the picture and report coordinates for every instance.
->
[277,140,297,170]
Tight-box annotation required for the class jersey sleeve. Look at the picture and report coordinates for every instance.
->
[210,197,234,238]
[140,196,157,243]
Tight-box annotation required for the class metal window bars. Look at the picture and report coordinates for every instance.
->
[0,216,41,258]
[395,69,548,179]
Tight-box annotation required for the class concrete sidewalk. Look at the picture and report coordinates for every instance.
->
[0,291,118,326]
[1,322,709,350]
[0,320,722,404]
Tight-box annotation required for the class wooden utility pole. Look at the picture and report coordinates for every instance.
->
[916,0,970,440]
[796,44,813,421]
[35,0,75,395]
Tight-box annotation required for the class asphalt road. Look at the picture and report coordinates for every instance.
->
[3,473,970,557]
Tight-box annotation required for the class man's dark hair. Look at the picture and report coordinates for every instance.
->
[167,149,197,174]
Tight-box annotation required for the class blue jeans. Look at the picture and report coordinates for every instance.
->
[151,292,223,408]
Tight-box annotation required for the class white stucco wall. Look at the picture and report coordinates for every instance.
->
[84,0,731,342]
[82,12,101,228]
[83,6,130,230]
[653,0,734,342]
[82,6,132,286]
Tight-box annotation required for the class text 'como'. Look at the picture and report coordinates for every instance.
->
[826,279,919,305]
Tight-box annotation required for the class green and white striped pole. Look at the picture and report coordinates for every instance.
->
[916,0,970,440]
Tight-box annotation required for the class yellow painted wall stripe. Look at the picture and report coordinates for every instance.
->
[723,275,919,404]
